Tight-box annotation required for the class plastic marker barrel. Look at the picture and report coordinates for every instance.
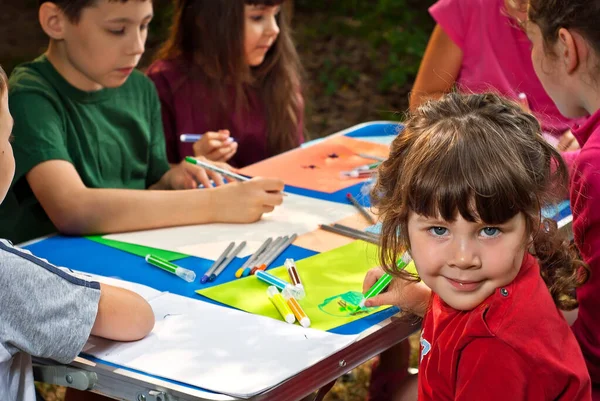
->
[145,254,196,283]
[267,286,295,324]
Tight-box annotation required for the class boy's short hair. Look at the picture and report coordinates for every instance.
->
[38,0,138,22]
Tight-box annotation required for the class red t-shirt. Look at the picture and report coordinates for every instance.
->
[146,58,304,168]
[419,253,591,401]
[572,108,600,389]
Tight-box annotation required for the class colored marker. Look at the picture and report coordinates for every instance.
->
[201,242,235,283]
[209,241,246,281]
[255,270,304,299]
[235,238,272,278]
[340,170,377,179]
[246,236,285,276]
[282,287,311,328]
[346,193,376,224]
[145,254,196,283]
[355,162,381,171]
[285,258,303,293]
[357,153,385,162]
[359,252,413,308]
[185,156,249,182]
[267,286,295,324]
[180,134,235,143]
[255,233,298,272]
[320,224,379,244]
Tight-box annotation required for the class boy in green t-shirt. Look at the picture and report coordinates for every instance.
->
[0,0,285,244]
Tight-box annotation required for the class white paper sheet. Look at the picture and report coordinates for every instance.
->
[104,193,356,260]
[84,292,358,398]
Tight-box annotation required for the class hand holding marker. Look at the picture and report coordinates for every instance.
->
[359,252,413,309]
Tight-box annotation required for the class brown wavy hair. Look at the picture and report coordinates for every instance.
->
[154,0,303,156]
[372,92,588,311]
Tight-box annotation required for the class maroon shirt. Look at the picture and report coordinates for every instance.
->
[572,109,600,390]
[419,253,591,401]
[147,58,304,168]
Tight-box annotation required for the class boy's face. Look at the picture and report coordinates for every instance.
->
[0,90,15,203]
[407,211,527,311]
[59,0,153,90]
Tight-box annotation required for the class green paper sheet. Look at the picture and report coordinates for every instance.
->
[87,236,189,261]
[197,241,396,331]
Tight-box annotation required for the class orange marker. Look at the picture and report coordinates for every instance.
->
[282,287,310,328]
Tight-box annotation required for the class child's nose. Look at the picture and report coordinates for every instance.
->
[448,239,481,270]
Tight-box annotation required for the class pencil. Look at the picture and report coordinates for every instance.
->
[235,237,272,278]
[332,223,380,241]
[346,193,376,224]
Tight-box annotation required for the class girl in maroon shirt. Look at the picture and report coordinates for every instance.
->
[364,92,591,400]
[147,0,304,168]
[527,1,600,398]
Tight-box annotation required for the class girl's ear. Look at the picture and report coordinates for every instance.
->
[39,2,68,40]
[557,28,581,75]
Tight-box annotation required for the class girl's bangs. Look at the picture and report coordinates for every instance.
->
[405,129,534,224]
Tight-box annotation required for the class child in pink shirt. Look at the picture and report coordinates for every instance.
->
[410,0,583,164]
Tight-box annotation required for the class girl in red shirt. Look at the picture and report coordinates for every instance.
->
[147,0,304,167]
[364,92,591,401]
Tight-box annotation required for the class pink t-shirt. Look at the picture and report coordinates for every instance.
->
[147,58,304,168]
[430,0,580,137]
[571,108,600,394]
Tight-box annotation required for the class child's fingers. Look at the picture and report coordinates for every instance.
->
[364,291,395,308]
[182,162,213,188]
[363,267,385,293]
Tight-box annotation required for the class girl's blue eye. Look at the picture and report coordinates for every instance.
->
[250,15,264,22]
[481,227,500,237]
[429,227,448,236]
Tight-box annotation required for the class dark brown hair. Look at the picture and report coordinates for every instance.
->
[155,0,303,156]
[373,92,588,311]
[529,0,600,56]
[0,66,7,98]
[38,0,147,22]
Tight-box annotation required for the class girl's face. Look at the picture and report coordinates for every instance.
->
[244,4,281,67]
[0,90,14,203]
[407,211,528,311]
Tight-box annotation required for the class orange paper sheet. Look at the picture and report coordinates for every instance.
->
[239,136,390,193]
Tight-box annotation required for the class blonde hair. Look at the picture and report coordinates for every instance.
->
[373,92,588,310]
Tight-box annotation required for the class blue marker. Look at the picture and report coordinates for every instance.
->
[255,270,305,300]
[180,134,235,143]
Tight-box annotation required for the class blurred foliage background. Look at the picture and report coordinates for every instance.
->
[1,0,432,399]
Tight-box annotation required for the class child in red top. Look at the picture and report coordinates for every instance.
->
[364,92,591,400]
[527,1,600,397]
[147,0,304,167]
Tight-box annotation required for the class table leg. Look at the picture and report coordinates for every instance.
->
[311,379,337,401]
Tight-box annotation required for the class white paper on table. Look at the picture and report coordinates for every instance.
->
[63,270,164,302]
[103,193,356,260]
[83,292,359,398]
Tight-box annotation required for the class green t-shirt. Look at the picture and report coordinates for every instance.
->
[0,55,170,244]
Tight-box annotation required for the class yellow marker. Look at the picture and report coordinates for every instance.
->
[282,287,311,328]
[267,286,295,324]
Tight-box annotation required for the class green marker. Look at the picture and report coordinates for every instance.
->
[145,254,196,283]
[359,252,412,309]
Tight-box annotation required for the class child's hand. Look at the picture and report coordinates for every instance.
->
[362,267,431,317]
[193,130,238,162]
[159,157,228,190]
[557,130,580,151]
[210,177,285,223]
